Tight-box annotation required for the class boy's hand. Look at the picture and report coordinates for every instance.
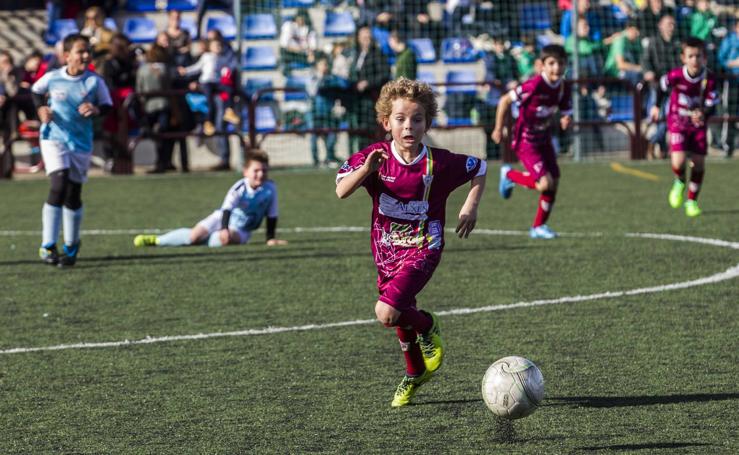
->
[78,102,99,117]
[455,208,478,239]
[649,106,661,123]
[491,127,504,144]
[218,228,231,246]
[363,148,388,173]
[266,238,288,246]
[690,110,704,127]
[37,106,53,123]
[560,115,572,130]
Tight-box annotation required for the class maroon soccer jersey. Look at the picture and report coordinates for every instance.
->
[509,73,573,147]
[337,141,485,281]
[660,66,719,133]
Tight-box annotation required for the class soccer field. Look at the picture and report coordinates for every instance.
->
[1,160,737,453]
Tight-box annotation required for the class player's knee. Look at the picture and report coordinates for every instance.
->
[63,182,82,210]
[536,176,555,192]
[375,301,400,327]
[46,170,69,206]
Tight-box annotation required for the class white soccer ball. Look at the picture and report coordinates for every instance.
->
[481,356,544,420]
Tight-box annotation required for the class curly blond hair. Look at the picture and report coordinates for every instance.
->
[375,78,438,128]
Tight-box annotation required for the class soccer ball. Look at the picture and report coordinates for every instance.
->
[481,356,544,420]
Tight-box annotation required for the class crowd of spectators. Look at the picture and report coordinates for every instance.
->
[1,0,738,172]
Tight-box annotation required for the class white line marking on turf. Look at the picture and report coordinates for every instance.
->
[1,228,737,355]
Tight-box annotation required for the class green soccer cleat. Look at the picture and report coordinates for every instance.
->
[684,199,702,217]
[417,311,445,373]
[39,244,59,266]
[134,234,159,247]
[668,180,685,209]
[391,369,434,408]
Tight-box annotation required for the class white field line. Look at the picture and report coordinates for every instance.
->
[0,229,737,355]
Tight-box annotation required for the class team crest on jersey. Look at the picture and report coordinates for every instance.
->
[339,162,351,172]
[465,157,478,173]
[422,174,433,186]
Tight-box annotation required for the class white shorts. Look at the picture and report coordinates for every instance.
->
[41,140,92,183]
[196,210,252,244]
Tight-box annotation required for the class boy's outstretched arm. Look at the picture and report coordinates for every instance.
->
[491,95,513,144]
[336,149,388,199]
[456,173,487,238]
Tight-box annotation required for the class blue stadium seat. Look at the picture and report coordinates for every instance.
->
[45,19,79,45]
[284,75,310,101]
[608,94,634,122]
[123,17,157,43]
[417,71,436,86]
[441,37,478,63]
[445,70,477,94]
[244,78,275,102]
[104,17,117,31]
[445,70,477,126]
[409,38,436,64]
[180,17,197,38]
[125,0,159,12]
[243,105,278,133]
[324,11,355,37]
[519,3,552,33]
[166,0,197,10]
[243,46,278,70]
[244,14,277,40]
[282,0,315,6]
[206,15,236,40]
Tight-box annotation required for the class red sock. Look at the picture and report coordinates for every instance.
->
[687,168,704,200]
[396,308,432,334]
[532,190,556,227]
[396,327,425,376]
[672,165,686,183]
[507,169,537,189]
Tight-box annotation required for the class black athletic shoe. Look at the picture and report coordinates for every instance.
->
[39,244,59,265]
[57,242,80,268]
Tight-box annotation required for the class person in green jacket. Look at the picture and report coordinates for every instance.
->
[389,31,417,81]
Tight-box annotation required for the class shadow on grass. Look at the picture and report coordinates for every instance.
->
[547,392,739,408]
[577,442,711,451]
[700,209,739,216]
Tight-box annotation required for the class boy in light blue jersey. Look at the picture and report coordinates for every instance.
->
[133,150,288,248]
[31,34,112,267]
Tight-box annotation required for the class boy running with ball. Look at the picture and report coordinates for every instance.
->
[336,78,487,407]
[651,37,718,217]
[492,44,572,239]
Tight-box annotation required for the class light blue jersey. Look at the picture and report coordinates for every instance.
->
[31,67,112,153]
[222,178,278,231]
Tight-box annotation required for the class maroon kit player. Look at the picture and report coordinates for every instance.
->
[336,78,487,407]
[492,44,573,239]
[651,37,718,217]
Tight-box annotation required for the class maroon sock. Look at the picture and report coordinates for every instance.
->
[507,169,538,189]
[396,308,433,335]
[532,190,556,227]
[396,327,425,376]
[687,168,704,200]
[672,165,686,183]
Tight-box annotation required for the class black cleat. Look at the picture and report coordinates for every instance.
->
[39,245,59,265]
[57,242,80,268]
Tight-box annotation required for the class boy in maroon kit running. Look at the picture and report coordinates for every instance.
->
[650,37,718,217]
[492,44,572,239]
[336,78,487,407]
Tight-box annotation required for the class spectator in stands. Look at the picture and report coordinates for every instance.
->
[99,33,137,170]
[308,56,346,168]
[636,0,675,37]
[478,34,518,160]
[560,0,603,42]
[604,20,643,85]
[388,31,416,80]
[642,14,681,158]
[194,0,233,40]
[44,40,67,73]
[347,25,391,153]
[279,8,317,76]
[178,37,239,137]
[330,40,351,82]
[80,6,114,61]
[514,35,537,81]
[136,45,172,174]
[565,17,604,78]
[165,10,192,68]
[717,16,739,157]
[688,0,717,41]
[0,50,23,144]
[361,0,440,42]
